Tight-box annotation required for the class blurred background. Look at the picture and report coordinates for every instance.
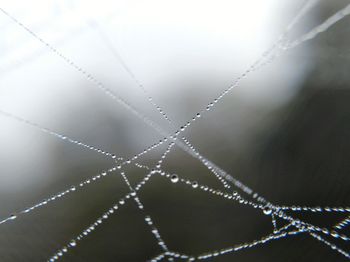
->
[0,0,349,261]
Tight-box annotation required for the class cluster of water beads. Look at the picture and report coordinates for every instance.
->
[257,203,350,250]
[48,167,168,261]
[278,205,350,213]
[181,137,231,189]
[0,113,174,226]
[91,25,270,261]
[134,162,150,170]
[273,210,350,242]
[1,2,350,260]
[93,3,350,217]
[153,221,348,261]
[310,232,350,259]
[156,142,176,169]
[0,131,347,261]
[159,172,266,212]
[271,214,278,233]
[0,160,152,226]
[149,252,193,262]
[0,110,118,161]
[0,55,261,232]
[119,144,176,253]
[183,145,256,197]
[49,202,122,261]
[1,2,262,206]
[48,167,267,261]
[0,0,337,212]
[282,206,350,233]
[90,20,173,124]
[144,216,169,251]
[131,189,169,251]
[0,99,186,225]
[149,252,166,262]
[1,8,168,141]
[334,215,350,230]
[4,147,348,262]
[146,170,350,250]
[0,182,80,225]
[49,175,158,261]
[0,110,259,229]
[136,142,236,255]
[0,0,322,177]
[118,168,170,253]
[275,222,294,233]
[196,228,302,260]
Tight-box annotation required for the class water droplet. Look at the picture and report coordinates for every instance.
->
[331,231,339,238]
[69,240,77,247]
[171,174,179,183]
[263,207,272,215]
[192,181,198,188]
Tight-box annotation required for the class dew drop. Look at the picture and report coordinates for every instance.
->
[263,207,272,215]
[171,174,179,183]
[192,181,198,188]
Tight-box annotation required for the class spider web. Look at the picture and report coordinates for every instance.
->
[0,0,350,261]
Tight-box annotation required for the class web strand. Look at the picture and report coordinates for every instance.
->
[0,1,349,260]
[0,0,331,199]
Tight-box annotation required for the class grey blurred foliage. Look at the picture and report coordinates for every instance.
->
[0,0,350,261]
